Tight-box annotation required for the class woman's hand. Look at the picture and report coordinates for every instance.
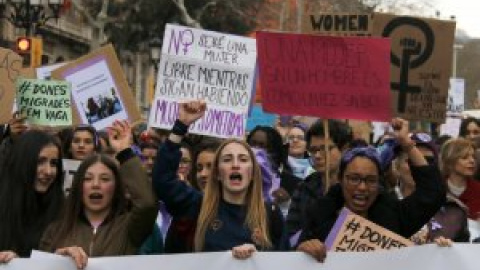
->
[297,239,327,262]
[7,112,28,140]
[178,100,207,126]
[232,243,256,260]
[390,118,411,147]
[55,246,88,269]
[0,250,18,263]
[108,120,132,154]
[434,236,453,247]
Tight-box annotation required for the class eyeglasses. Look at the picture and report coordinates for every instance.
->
[307,145,337,156]
[287,135,305,142]
[344,174,379,188]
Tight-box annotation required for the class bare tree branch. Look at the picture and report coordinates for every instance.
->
[171,0,202,28]
[70,0,101,28]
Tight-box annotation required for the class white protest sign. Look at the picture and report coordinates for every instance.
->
[439,117,462,137]
[148,24,257,138]
[62,159,81,194]
[447,78,465,116]
[36,62,67,80]
[3,245,480,270]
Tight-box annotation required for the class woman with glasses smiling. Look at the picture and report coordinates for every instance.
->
[296,118,446,262]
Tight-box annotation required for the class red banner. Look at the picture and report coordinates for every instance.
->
[256,31,391,121]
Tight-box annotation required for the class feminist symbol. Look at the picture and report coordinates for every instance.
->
[382,17,434,113]
[168,29,194,55]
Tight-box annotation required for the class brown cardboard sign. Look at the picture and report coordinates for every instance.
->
[0,48,23,123]
[325,208,413,252]
[51,44,141,129]
[372,13,456,123]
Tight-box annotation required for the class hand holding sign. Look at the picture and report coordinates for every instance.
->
[178,100,207,126]
[297,239,327,262]
[7,112,28,140]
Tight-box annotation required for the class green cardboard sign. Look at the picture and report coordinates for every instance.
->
[16,78,72,126]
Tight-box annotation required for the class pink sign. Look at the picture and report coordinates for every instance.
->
[256,31,391,121]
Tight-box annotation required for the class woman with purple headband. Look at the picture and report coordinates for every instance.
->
[297,118,446,262]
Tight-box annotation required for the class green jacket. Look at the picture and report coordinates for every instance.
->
[39,154,158,256]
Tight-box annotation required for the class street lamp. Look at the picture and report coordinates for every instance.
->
[0,0,65,36]
[149,37,162,72]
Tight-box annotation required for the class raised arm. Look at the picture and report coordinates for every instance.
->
[109,120,158,247]
[152,101,207,217]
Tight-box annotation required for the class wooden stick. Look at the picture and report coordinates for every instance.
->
[323,119,330,195]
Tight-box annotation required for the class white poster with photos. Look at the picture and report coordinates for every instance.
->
[63,58,127,130]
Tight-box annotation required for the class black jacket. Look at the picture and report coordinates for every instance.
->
[299,164,446,243]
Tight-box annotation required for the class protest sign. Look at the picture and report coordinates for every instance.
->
[37,62,67,80]
[246,104,276,131]
[51,44,141,130]
[439,117,461,137]
[325,207,413,251]
[62,159,81,194]
[0,48,23,123]
[257,31,391,121]
[16,78,72,126]
[302,13,372,36]
[447,78,465,116]
[6,245,480,270]
[148,24,257,138]
[372,13,455,123]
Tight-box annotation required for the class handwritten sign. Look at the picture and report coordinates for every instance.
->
[148,24,257,138]
[256,31,391,121]
[302,13,372,36]
[372,13,455,122]
[16,78,72,126]
[325,208,413,252]
[150,97,245,138]
[0,48,23,123]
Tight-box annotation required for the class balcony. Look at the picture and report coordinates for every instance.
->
[41,16,92,44]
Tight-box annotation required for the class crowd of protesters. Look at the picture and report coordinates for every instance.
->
[1,100,480,267]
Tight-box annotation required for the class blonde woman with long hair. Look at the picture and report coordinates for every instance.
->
[440,138,480,220]
[152,101,285,258]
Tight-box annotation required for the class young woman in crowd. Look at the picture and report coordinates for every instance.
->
[297,118,445,262]
[177,142,193,183]
[247,125,301,214]
[285,124,313,180]
[65,125,101,160]
[0,130,64,262]
[191,139,222,191]
[440,138,480,220]
[38,120,158,269]
[153,101,285,258]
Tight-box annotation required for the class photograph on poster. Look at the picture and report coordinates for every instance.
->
[80,87,123,124]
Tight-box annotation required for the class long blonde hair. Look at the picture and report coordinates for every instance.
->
[193,139,272,251]
[439,138,475,179]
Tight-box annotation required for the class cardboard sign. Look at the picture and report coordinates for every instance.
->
[325,208,413,252]
[0,48,23,123]
[302,13,372,36]
[372,13,455,123]
[257,31,391,121]
[51,44,141,130]
[16,78,72,126]
[447,78,465,116]
[149,24,257,138]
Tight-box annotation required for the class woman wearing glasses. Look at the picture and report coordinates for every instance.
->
[297,118,445,262]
